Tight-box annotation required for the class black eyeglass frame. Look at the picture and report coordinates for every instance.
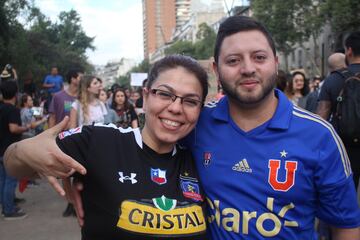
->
[150,88,203,107]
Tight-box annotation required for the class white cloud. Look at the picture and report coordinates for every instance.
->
[35,0,144,65]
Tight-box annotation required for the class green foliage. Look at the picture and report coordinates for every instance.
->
[0,0,95,89]
[164,23,216,60]
[321,0,360,34]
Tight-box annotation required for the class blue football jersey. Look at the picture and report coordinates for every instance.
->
[185,89,360,239]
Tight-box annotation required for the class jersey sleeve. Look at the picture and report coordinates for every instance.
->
[129,106,138,122]
[56,125,93,168]
[318,76,334,101]
[8,107,21,125]
[314,130,360,227]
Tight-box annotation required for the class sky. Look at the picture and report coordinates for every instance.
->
[35,0,144,66]
[34,0,232,66]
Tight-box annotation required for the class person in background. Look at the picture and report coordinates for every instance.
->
[305,75,323,113]
[276,69,289,92]
[285,70,309,108]
[48,68,83,217]
[23,71,37,100]
[317,33,360,190]
[0,64,18,83]
[42,66,64,111]
[0,80,29,220]
[98,89,119,125]
[20,94,47,138]
[69,75,106,128]
[327,52,347,73]
[111,88,138,129]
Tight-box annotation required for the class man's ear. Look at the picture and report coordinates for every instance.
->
[212,61,219,80]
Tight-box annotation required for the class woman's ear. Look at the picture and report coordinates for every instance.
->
[142,88,149,112]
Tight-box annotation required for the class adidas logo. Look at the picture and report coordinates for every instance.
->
[232,159,252,173]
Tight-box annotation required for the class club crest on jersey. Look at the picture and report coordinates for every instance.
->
[203,152,212,167]
[268,159,298,192]
[58,126,82,139]
[180,180,203,202]
[151,168,167,185]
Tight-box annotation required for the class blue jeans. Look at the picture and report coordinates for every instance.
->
[0,156,18,214]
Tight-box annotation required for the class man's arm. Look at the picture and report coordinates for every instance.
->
[316,100,331,120]
[9,123,28,134]
[43,76,54,89]
[332,227,360,240]
[48,113,56,128]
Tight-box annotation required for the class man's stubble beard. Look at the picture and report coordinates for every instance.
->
[219,71,277,106]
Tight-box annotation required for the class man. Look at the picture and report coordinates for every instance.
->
[0,81,29,220]
[48,69,82,128]
[43,67,64,111]
[186,16,359,239]
[327,52,347,73]
[48,69,82,217]
[317,32,360,190]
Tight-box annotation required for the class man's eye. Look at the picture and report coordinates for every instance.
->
[255,55,267,61]
[227,58,239,64]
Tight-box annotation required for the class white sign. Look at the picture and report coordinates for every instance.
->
[130,73,148,86]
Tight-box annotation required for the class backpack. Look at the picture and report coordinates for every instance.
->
[333,69,360,145]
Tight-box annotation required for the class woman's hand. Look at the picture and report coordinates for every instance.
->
[4,116,86,196]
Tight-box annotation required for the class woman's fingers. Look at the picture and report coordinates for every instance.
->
[40,174,65,196]
[49,116,70,137]
[50,151,86,175]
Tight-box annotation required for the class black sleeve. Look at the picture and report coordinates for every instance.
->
[129,106,138,122]
[56,125,93,168]
[8,107,22,125]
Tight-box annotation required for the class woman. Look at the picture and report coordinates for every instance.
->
[285,71,309,108]
[20,94,47,138]
[98,89,119,125]
[4,55,208,239]
[111,88,138,128]
[69,75,107,128]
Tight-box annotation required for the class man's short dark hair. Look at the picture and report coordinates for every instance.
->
[0,80,18,99]
[214,16,276,64]
[345,31,360,56]
[66,69,82,84]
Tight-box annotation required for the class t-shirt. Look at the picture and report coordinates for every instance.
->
[43,74,63,94]
[319,63,360,120]
[184,89,360,239]
[56,125,207,240]
[72,100,107,126]
[20,107,35,137]
[48,90,76,124]
[0,103,22,156]
[114,105,138,128]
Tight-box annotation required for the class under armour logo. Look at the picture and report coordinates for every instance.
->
[118,172,137,184]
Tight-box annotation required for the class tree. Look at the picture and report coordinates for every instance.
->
[164,40,196,56]
[164,23,216,60]
[251,0,325,72]
[321,0,360,51]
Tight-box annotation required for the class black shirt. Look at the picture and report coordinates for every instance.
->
[57,125,207,240]
[0,103,22,156]
[319,64,360,120]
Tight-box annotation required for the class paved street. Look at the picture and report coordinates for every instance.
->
[0,180,81,240]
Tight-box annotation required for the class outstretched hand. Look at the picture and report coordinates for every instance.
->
[6,116,86,196]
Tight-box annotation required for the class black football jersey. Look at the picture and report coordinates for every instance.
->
[57,124,207,240]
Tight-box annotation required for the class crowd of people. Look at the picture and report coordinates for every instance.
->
[1,15,359,240]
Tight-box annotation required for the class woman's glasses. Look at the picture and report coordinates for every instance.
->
[150,89,202,109]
